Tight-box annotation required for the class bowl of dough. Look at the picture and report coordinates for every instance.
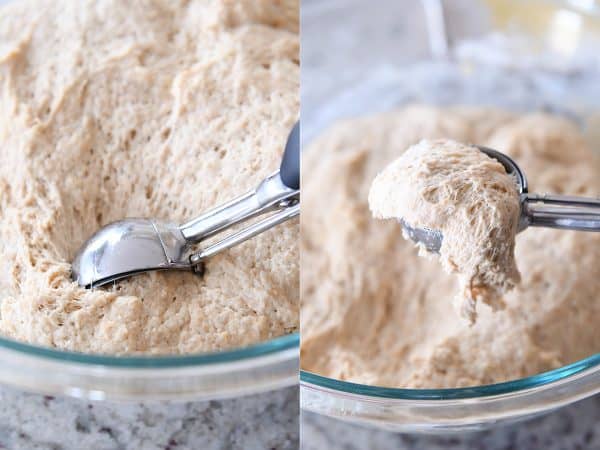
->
[300,0,600,431]
[0,0,299,400]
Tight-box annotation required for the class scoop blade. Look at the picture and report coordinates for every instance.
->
[71,219,190,287]
[399,219,443,254]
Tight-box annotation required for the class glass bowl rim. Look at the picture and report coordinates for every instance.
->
[300,351,600,400]
[0,332,299,368]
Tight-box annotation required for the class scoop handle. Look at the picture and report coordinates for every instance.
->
[280,121,300,190]
[180,123,300,244]
[523,194,600,231]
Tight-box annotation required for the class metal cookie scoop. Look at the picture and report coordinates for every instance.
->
[400,145,600,253]
[72,122,300,288]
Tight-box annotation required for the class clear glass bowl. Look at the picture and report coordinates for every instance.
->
[0,333,299,401]
[301,355,600,432]
[300,0,600,432]
[0,0,299,403]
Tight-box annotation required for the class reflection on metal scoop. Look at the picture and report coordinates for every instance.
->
[399,145,600,252]
[71,219,191,287]
[72,123,300,288]
[399,219,443,254]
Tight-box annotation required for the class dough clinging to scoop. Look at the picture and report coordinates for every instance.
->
[369,139,522,323]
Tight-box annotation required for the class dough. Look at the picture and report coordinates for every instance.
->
[369,139,521,323]
[0,0,299,354]
[301,105,600,388]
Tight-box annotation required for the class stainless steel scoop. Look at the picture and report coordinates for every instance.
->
[400,146,600,253]
[72,123,300,288]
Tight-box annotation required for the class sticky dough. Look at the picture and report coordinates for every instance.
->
[369,139,521,323]
[0,0,299,354]
[301,105,600,388]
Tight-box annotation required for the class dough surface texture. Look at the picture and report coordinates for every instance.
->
[301,106,600,388]
[0,0,299,354]
[369,139,521,323]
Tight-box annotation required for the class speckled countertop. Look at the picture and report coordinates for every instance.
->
[301,0,600,448]
[0,385,299,450]
[301,396,600,450]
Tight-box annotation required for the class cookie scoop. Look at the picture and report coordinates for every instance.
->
[72,123,300,288]
[400,146,600,253]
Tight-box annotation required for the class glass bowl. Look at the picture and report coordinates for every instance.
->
[300,0,600,432]
[0,333,298,401]
[0,0,299,404]
[301,355,600,432]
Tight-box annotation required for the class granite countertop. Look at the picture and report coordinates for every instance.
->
[0,385,299,450]
[301,396,600,450]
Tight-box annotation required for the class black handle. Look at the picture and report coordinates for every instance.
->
[280,121,300,190]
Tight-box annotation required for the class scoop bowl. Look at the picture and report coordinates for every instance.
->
[71,219,191,288]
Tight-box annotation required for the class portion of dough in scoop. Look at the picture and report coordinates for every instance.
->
[368,139,521,323]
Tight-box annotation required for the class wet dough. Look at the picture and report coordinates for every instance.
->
[369,139,521,323]
[301,105,600,388]
[0,0,299,354]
